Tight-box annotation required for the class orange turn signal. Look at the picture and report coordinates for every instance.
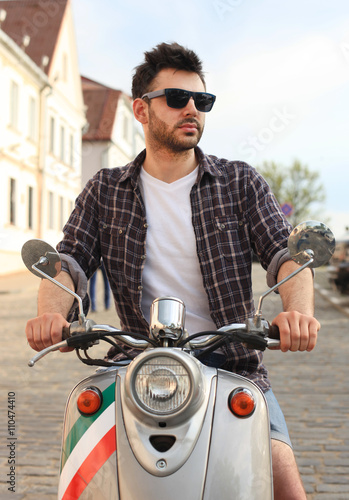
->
[77,387,102,415]
[228,388,255,417]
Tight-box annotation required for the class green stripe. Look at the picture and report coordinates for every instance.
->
[61,382,115,470]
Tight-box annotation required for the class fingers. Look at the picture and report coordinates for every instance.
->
[272,312,320,353]
[25,313,70,352]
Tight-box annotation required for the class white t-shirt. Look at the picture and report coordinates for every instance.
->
[139,166,216,334]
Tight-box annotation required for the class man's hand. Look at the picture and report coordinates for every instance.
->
[271,311,320,352]
[273,261,320,352]
[25,271,76,353]
[25,313,73,353]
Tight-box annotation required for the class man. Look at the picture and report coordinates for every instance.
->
[26,42,319,499]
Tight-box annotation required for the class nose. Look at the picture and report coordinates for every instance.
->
[183,96,199,115]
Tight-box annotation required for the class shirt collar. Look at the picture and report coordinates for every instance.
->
[118,147,223,186]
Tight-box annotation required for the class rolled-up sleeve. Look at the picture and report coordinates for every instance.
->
[266,247,292,288]
[60,253,88,299]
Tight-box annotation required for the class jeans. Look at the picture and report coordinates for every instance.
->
[89,262,110,311]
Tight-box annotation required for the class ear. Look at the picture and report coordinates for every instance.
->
[133,98,149,125]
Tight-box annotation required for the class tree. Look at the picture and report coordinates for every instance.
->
[258,159,327,227]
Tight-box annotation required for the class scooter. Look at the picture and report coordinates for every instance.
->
[22,221,334,500]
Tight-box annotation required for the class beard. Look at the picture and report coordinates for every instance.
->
[147,107,204,154]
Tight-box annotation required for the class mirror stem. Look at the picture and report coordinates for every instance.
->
[32,262,86,325]
[254,250,314,326]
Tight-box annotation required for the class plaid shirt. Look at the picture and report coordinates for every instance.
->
[58,147,292,391]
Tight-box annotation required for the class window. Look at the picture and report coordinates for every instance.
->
[49,117,55,154]
[28,97,37,141]
[59,196,64,230]
[60,125,65,162]
[9,178,16,225]
[28,186,34,229]
[69,133,74,167]
[10,81,19,130]
[48,191,54,229]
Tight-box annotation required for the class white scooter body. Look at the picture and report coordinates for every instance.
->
[59,351,272,500]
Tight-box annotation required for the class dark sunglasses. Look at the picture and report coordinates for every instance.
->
[141,88,216,112]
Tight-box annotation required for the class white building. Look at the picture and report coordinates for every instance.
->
[0,0,86,274]
[81,76,145,188]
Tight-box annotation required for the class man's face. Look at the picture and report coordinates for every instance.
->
[145,68,206,153]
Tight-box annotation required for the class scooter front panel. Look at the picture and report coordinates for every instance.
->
[77,453,118,500]
[58,369,119,500]
[118,350,215,477]
[115,368,218,500]
[203,370,273,499]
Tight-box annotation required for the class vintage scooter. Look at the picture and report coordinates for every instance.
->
[22,221,334,500]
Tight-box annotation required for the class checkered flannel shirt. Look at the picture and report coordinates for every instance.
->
[57,147,292,391]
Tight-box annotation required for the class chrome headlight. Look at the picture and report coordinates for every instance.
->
[125,350,204,418]
[134,356,191,413]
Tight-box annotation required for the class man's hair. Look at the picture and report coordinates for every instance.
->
[131,42,205,99]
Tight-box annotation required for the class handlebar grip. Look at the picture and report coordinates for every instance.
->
[62,326,71,340]
[268,324,280,340]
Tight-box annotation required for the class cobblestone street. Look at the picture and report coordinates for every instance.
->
[0,265,348,499]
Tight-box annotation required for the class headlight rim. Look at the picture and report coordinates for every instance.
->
[125,349,201,418]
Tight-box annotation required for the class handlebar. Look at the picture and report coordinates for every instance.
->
[185,322,280,350]
[28,319,280,367]
[268,324,281,340]
[62,326,70,340]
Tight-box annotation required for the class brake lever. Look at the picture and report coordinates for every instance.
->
[28,319,99,367]
[28,340,68,367]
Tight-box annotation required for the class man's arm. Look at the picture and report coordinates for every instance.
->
[25,272,75,352]
[271,260,320,352]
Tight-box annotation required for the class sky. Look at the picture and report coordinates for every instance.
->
[71,0,349,238]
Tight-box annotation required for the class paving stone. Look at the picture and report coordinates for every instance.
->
[316,484,349,493]
[313,495,349,500]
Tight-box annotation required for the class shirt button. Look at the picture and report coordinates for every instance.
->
[138,285,143,291]
[119,229,123,234]
[144,223,148,228]
[102,223,107,229]
[141,255,146,260]
[220,224,225,230]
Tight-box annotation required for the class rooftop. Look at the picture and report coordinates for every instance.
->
[81,76,124,141]
[0,0,67,74]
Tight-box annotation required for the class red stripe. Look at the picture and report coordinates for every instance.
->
[62,425,116,500]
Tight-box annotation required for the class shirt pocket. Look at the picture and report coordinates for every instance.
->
[215,214,250,261]
[98,216,146,287]
[98,216,127,266]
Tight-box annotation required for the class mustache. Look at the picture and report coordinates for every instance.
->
[176,118,201,129]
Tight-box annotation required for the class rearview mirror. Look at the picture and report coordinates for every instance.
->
[255,220,335,321]
[21,239,61,279]
[21,239,85,324]
[288,220,335,268]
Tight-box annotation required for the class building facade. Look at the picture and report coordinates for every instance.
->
[0,0,86,274]
[0,1,144,275]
